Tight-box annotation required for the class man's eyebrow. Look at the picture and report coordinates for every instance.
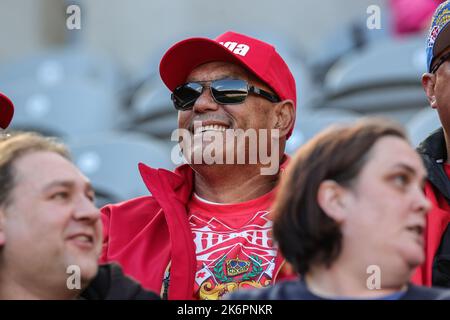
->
[43,180,74,191]
[43,180,93,193]
[188,73,244,82]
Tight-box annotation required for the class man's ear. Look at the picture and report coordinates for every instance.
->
[422,73,438,109]
[317,180,350,224]
[273,100,295,138]
[0,208,5,247]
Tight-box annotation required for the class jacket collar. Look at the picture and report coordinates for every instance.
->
[138,163,194,204]
[417,127,447,161]
[138,154,291,204]
[417,127,450,201]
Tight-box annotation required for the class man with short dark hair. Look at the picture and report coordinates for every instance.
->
[416,0,450,287]
[101,31,298,299]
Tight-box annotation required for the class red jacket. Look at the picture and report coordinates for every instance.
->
[100,162,291,299]
[412,128,450,286]
[412,182,450,285]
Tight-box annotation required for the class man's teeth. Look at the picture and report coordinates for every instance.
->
[194,125,227,134]
[74,235,92,243]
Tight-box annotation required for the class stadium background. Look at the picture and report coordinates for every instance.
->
[0,0,436,206]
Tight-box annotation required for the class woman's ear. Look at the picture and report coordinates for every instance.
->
[317,180,350,224]
[0,209,6,247]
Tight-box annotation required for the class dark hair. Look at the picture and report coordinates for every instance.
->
[0,132,70,208]
[272,118,408,275]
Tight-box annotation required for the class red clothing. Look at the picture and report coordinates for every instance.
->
[389,0,443,35]
[100,160,292,300]
[189,190,278,299]
[412,164,450,286]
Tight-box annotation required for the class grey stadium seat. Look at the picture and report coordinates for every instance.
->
[3,79,121,138]
[317,35,428,125]
[406,107,441,147]
[325,35,426,94]
[124,80,178,139]
[67,132,176,207]
[0,47,124,91]
[286,108,361,155]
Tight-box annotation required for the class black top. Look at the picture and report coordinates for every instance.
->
[417,128,450,287]
[80,263,160,300]
[227,279,450,300]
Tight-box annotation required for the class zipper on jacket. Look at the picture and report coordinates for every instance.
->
[161,261,171,300]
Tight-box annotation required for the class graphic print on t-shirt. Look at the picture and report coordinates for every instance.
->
[189,208,277,300]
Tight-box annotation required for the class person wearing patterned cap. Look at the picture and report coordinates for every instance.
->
[416,0,450,288]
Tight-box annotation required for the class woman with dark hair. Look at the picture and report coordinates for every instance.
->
[229,118,450,300]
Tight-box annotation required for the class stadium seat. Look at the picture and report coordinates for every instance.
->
[123,79,177,139]
[3,79,121,138]
[308,15,391,83]
[67,131,176,207]
[324,35,425,93]
[406,107,441,147]
[316,35,428,125]
[0,46,124,91]
[286,57,320,112]
[286,108,361,155]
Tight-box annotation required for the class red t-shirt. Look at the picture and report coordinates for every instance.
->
[188,190,278,300]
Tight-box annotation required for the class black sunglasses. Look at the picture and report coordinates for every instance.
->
[431,51,450,74]
[171,79,280,111]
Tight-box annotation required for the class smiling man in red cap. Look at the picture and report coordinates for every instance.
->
[100,31,297,300]
[0,93,14,130]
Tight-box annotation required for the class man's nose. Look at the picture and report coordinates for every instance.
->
[73,196,100,223]
[192,87,220,113]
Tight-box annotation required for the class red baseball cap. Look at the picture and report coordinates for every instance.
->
[159,31,297,138]
[0,92,14,129]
